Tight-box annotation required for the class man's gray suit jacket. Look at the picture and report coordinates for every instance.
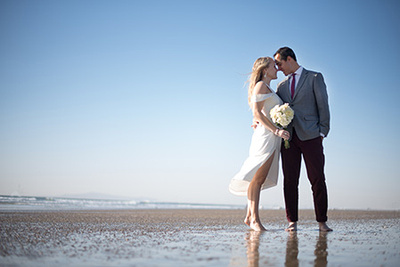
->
[276,68,330,141]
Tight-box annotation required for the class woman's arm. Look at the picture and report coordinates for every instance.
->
[252,101,278,133]
[252,82,289,140]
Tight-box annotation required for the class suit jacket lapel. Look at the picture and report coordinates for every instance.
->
[293,68,308,100]
[280,78,291,103]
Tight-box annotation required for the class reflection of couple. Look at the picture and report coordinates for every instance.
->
[229,47,332,232]
[245,231,328,267]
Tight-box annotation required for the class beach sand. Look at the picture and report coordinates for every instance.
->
[1,209,399,266]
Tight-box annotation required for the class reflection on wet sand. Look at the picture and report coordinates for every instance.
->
[285,232,299,267]
[245,231,262,267]
[244,230,329,267]
[314,232,328,267]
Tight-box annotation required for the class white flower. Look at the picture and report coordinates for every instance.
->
[270,103,294,128]
[269,103,294,149]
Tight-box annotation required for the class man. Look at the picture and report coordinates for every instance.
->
[274,47,332,232]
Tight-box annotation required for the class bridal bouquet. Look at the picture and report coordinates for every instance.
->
[270,103,294,149]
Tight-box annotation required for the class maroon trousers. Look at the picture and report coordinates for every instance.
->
[281,130,328,222]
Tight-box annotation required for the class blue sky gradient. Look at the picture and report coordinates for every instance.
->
[1,0,399,209]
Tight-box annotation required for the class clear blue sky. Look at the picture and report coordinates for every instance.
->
[1,0,399,210]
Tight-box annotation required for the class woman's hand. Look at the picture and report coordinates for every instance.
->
[276,129,290,141]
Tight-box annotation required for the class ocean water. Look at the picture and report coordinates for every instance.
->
[0,195,244,211]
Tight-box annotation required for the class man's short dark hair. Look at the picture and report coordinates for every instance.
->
[274,47,297,62]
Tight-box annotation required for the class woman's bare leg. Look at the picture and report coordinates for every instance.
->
[246,151,275,231]
[245,203,251,226]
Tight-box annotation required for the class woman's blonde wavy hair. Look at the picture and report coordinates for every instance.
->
[247,57,274,105]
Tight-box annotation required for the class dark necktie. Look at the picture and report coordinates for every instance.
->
[291,73,296,99]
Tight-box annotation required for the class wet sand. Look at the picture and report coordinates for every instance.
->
[1,209,399,266]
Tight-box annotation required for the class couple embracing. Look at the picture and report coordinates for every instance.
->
[229,47,332,232]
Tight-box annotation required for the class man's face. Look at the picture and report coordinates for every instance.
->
[274,54,290,76]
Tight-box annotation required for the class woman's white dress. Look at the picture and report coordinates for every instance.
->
[229,92,283,196]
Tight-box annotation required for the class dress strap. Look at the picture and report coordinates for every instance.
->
[251,93,273,103]
[264,82,273,92]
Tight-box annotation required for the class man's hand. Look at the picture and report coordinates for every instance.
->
[251,120,259,130]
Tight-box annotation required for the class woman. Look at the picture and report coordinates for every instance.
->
[229,57,290,231]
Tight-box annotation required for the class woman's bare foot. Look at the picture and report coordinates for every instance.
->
[249,220,267,231]
[244,217,251,226]
[319,222,333,232]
